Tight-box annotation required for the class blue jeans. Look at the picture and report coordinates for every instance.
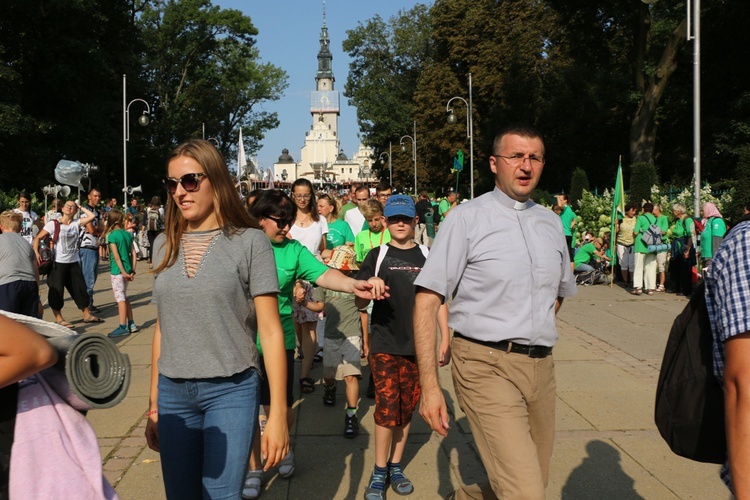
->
[78,247,99,307]
[574,263,595,273]
[158,369,260,500]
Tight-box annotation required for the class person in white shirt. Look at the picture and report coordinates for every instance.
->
[344,186,370,237]
[12,192,41,245]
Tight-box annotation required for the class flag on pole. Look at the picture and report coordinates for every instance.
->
[238,129,247,182]
[609,156,625,281]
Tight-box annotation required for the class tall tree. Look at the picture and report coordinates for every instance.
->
[136,0,287,190]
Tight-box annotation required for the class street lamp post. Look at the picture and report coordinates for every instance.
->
[379,147,392,186]
[641,0,700,215]
[123,74,150,208]
[446,73,474,199]
[400,121,417,195]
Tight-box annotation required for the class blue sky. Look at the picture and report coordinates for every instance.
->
[214,0,426,171]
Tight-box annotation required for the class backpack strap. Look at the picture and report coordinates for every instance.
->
[51,219,60,247]
[373,244,430,277]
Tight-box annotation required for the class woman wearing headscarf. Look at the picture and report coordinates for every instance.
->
[699,202,727,268]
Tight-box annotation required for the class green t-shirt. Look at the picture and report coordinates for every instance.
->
[326,219,355,249]
[574,242,597,266]
[634,213,656,254]
[438,199,451,221]
[699,217,727,259]
[257,239,328,354]
[560,205,577,238]
[656,214,670,251]
[672,216,694,238]
[355,229,391,263]
[106,229,134,275]
[338,201,356,221]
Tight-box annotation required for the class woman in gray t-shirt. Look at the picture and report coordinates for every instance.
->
[144,139,289,498]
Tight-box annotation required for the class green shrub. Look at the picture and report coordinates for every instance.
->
[569,167,590,207]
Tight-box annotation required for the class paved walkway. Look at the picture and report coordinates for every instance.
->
[46,268,728,499]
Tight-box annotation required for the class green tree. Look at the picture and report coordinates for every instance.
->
[342,5,432,189]
[569,168,590,207]
[630,162,659,205]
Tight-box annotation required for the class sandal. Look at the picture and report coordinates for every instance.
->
[83,315,104,323]
[241,470,263,499]
[300,377,315,394]
[655,285,666,292]
[313,348,324,363]
[278,450,295,478]
[56,320,76,329]
[630,288,643,296]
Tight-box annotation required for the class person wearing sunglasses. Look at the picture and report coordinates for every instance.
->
[244,189,383,498]
[145,139,289,499]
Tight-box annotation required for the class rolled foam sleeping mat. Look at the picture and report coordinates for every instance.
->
[647,244,670,253]
[0,310,131,410]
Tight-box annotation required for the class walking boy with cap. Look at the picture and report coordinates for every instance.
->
[355,195,449,499]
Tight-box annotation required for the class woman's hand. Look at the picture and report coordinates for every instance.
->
[439,340,452,367]
[261,414,289,471]
[145,412,159,452]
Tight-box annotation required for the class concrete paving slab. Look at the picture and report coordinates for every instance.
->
[556,360,645,392]
[558,389,655,431]
[88,395,149,438]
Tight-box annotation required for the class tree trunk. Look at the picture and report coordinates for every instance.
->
[630,15,687,165]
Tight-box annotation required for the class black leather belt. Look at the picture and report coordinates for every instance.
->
[454,332,553,359]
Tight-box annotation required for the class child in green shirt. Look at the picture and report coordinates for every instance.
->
[103,210,138,337]
[354,199,391,264]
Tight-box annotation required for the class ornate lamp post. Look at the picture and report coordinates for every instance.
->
[123,74,150,207]
[400,121,417,195]
[379,146,392,187]
[446,73,474,199]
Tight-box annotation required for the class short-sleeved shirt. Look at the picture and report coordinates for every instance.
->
[43,219,82,264]
[312,287,361,340]
[672,216,695,239]
[79,205,101,249]
[106,229,134,275]
[656,215,670,250]
[616,216,637,246]
[633,213,657,254]
[414,187,577,347]
[0,232,36,285]
[339,201,356,221]
[560,205,577,237]
[438,199,451,221]
[700,217,727,259]
[325,219,355,249]
[354,229,391,263]
[13,209,37,245]
[345,207,366,237]
[288,216,328,258]
[258,238,328,354]
[357,244,427,356]
[152,229,279,379]
[573,242,597,267]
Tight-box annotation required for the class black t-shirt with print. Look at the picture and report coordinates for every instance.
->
[356,244,426,356]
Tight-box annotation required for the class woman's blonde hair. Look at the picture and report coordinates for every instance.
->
[105,210,124,237]
[154,139,258,273]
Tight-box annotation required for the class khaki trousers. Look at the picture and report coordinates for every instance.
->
[451,336,556,500]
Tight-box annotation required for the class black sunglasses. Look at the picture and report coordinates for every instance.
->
[163,173,207,194]
[266,215,294,229]
[387,215,414,224]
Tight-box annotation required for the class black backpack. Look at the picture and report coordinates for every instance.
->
[654,283,726,464]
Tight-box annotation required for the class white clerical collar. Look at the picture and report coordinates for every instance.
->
[492,187,532,211]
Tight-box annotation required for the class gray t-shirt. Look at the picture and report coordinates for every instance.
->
[152,228,279,379]
[0,232,36,286]
[312,287,361,339]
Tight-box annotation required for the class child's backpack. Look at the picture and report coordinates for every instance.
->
[641,214,663,247]
[38,220,60,276]
[147,209,162,232]
[654,282,726,464]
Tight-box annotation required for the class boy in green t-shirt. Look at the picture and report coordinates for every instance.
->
[354,199,391,264]
[104,210,138,337]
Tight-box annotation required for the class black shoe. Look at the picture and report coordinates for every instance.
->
[323,384,336,406]
[344,414,359,438]
[89,304,101,313]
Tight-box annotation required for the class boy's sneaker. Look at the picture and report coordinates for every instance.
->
[323,384,336,406]
[388,462,414,495]
[108,325,131,338]
[344,414,359,438]
[128,321,139,333]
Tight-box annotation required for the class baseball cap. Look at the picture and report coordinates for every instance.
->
[383,195,416,218]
